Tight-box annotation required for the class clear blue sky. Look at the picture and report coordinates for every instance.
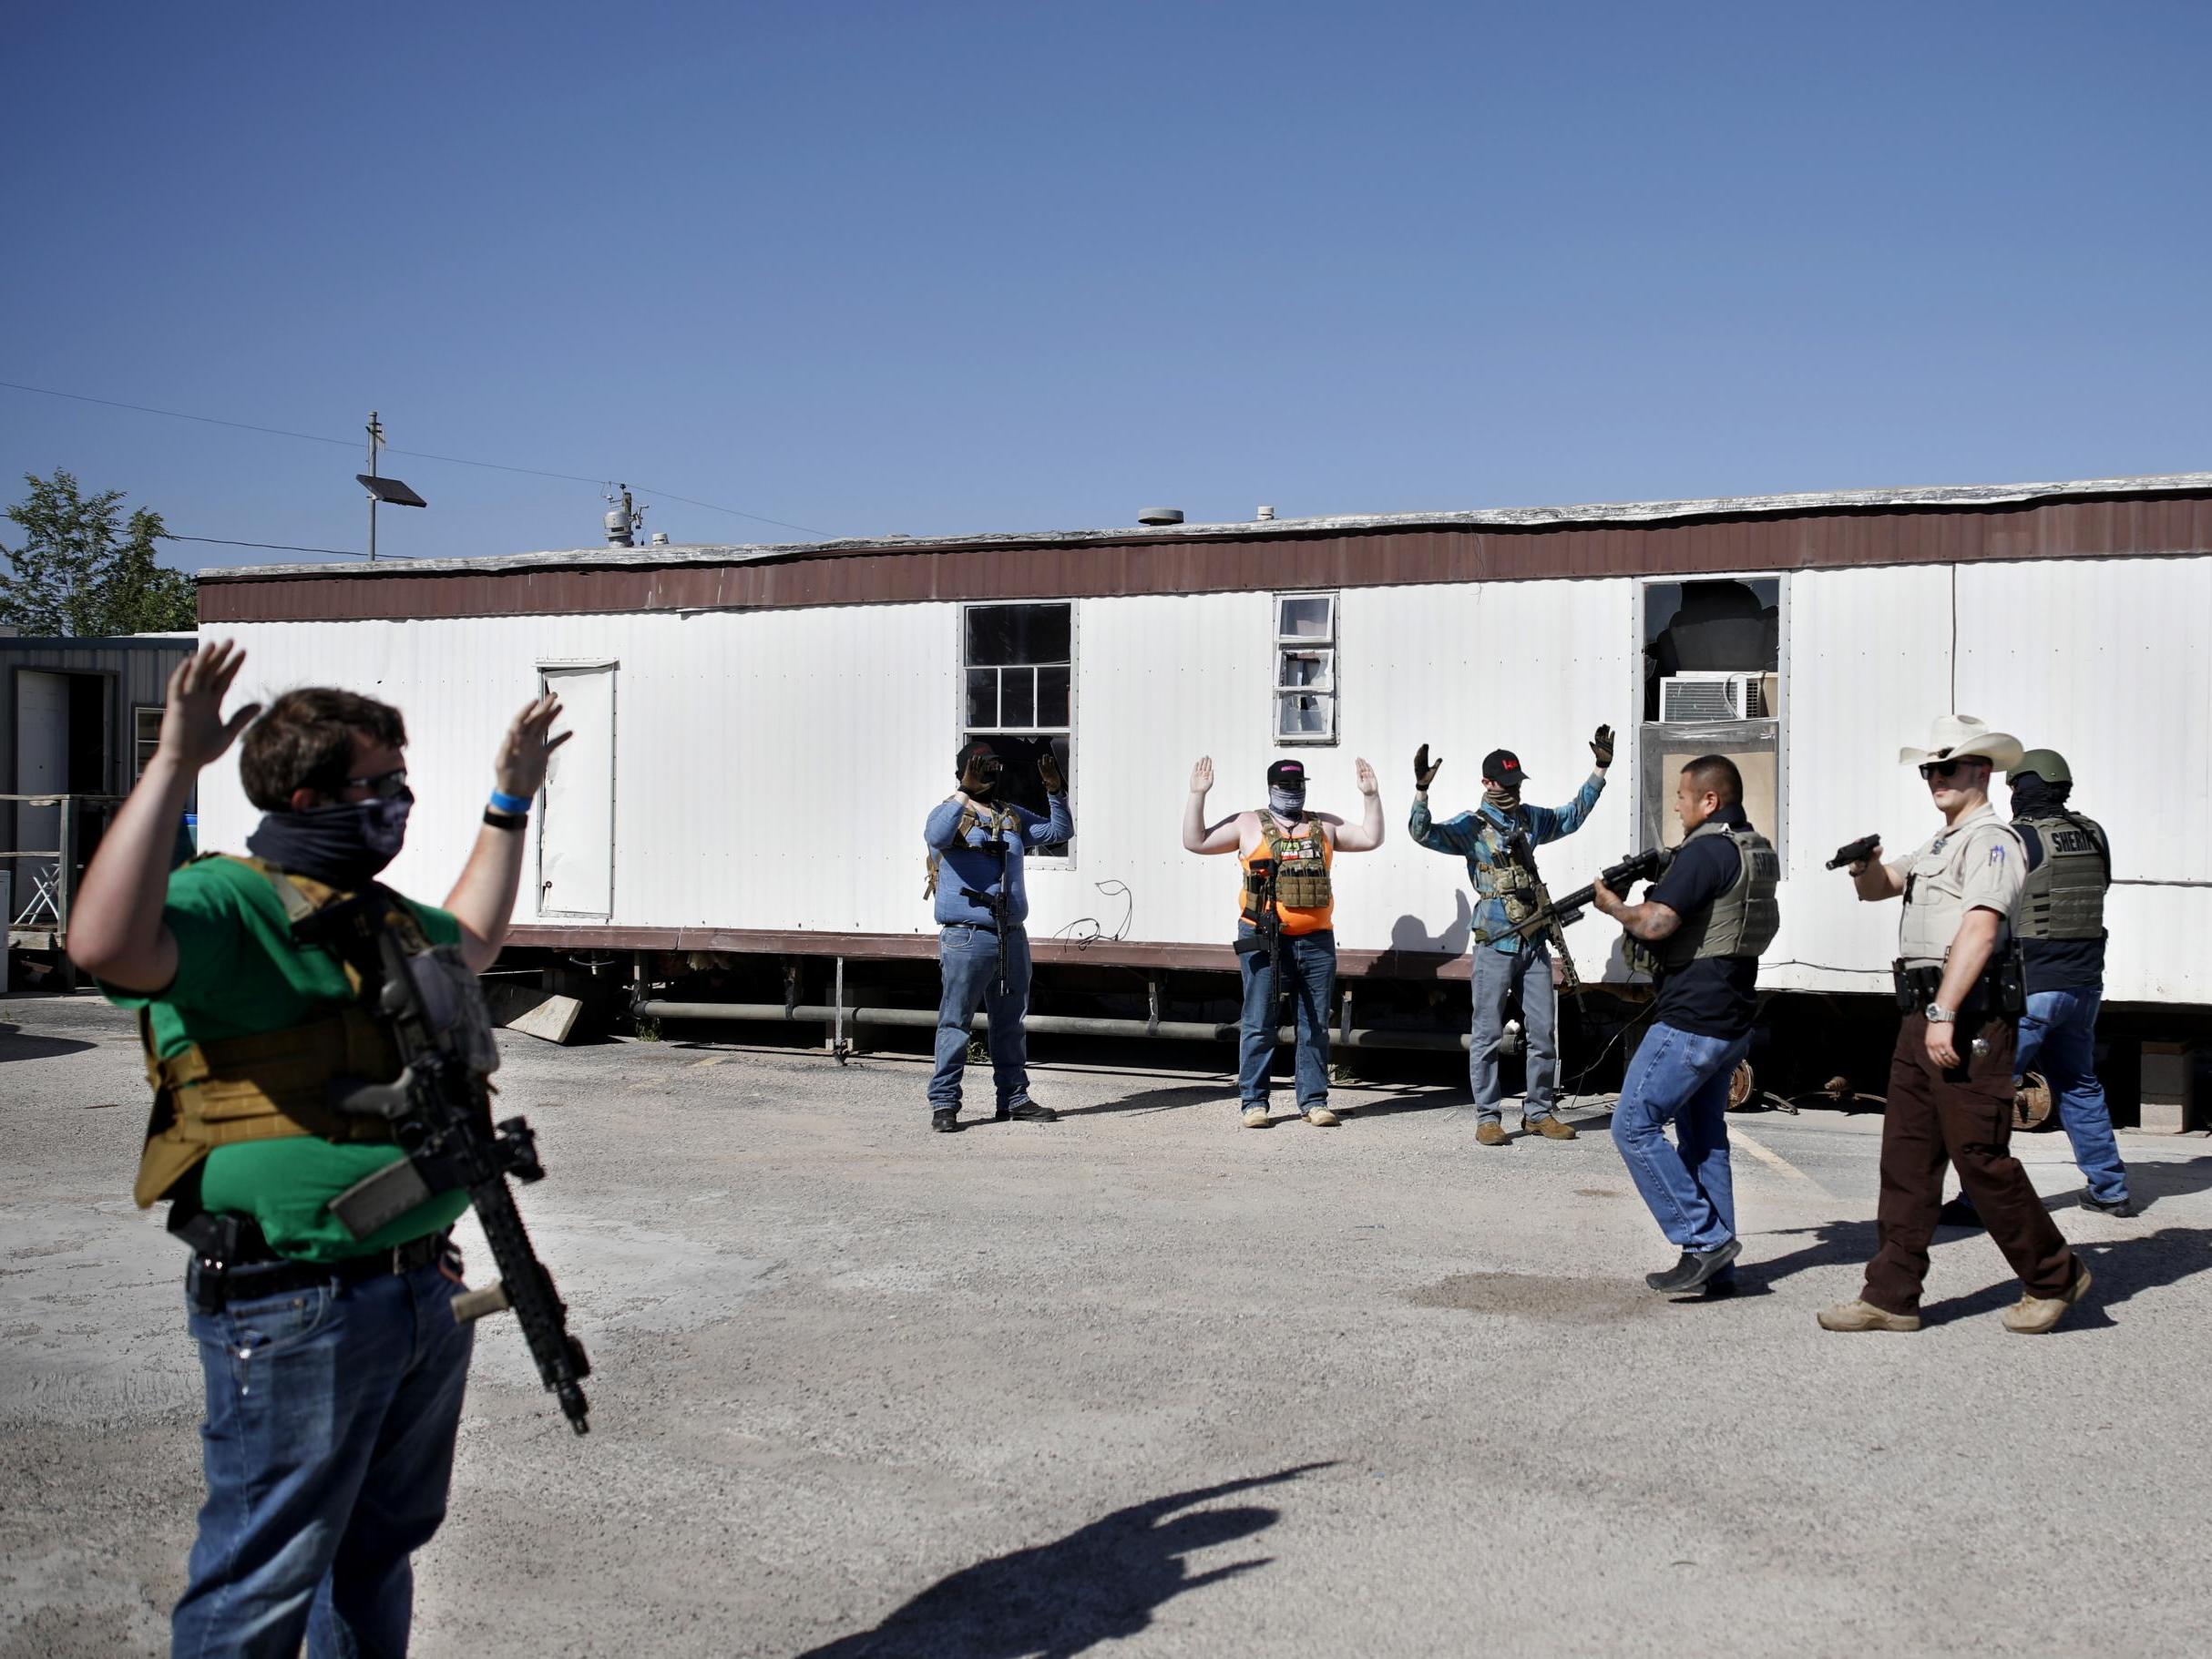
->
[5,2,2207,568]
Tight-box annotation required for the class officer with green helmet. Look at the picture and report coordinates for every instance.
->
[1590,755,1780,1295]
[2003,747,2133,1214]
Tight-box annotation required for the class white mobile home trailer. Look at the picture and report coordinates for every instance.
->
[193,475,2212,1083]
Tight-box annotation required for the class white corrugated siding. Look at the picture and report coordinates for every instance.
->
[199,553,2211,1002]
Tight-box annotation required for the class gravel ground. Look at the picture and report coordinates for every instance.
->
[5,992,2210,1658]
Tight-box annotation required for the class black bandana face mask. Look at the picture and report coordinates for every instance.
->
[246,794,413,889]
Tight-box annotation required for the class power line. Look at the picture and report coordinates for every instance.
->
[162,533,415,560]
[0,377,828,537]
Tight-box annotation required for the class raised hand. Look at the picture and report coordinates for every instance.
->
[495,693,571,801]
[1413,743,1441,791]
[1037,747,1066,795]
[1189,756,1214,795]
[158,640,261,772]
[1591,723,1616,769]
[1355,757,1379,797]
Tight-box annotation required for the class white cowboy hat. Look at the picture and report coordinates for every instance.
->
[1899,714,2024,770]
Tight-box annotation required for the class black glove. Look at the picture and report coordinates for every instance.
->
[1591,724,1615,769]
[958,752,999,797]
[1413,743,1442,792]
[1037,749,1065,795]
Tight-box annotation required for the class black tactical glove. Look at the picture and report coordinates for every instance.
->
[1037,748,1066,795]
[958,750,999,798]
[1591,724,1615,769]
[1414,743,1442,792]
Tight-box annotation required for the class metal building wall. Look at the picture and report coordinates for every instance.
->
[197,557,2209,1003]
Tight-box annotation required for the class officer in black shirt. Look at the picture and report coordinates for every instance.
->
[1591,755,1780,1295]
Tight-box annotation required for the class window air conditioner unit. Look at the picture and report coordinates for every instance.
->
[1661,671,1765,722]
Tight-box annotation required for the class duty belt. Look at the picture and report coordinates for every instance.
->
[182,1214,453,1313]
[1892,949,2026,1019]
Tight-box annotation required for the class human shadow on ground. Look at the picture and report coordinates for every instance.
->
[795,1463,1334,1659]
[2052,1155,2212,1215]
[1055,1083,1234,1119]
[0,1022,97,1062]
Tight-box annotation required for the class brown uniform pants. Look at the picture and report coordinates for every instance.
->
[1861,1012,2076,1316]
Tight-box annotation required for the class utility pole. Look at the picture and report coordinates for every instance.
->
[366,410,385,562]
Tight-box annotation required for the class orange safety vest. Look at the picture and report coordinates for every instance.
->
[1237,814,1335,936]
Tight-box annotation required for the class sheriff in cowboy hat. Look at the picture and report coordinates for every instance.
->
[1818,712,2092,1338]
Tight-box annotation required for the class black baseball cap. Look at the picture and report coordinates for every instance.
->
[1480,749,1530,784]
[1266,759,1307,789]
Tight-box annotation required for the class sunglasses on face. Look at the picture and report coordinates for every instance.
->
[1918,758,1982,782]
[344,767,413,801]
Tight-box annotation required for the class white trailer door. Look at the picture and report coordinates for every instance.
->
[14,671,69,921]
[538,663,616,919]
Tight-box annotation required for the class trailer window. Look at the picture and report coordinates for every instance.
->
[961,602,1073,857]
[133,705,163,779]
[1275,592,1338,743]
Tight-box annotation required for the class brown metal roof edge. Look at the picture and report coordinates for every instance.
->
[197,470,2212,585]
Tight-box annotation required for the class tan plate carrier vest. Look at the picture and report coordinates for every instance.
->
[1649,819,1783,973]
[1470,815,1543,945]
[133,856,426,1209]
[2015,810,2110,941]
[924,802,1021,898]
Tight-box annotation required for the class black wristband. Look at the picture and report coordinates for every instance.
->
[483,807,527,833]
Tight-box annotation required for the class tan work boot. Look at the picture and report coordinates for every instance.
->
[1816,1298,1922,1333]
[1519,1115,1578,1141]
[1242,1106,1271,1129]
[1303,1106,1339,1128]
[1475,1121,1510,1147]
[2003,1262,2093,1335]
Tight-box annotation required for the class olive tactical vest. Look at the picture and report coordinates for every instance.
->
[2014,810,2110,942]
[1245,815,1334,911]
[1654,820,1782,972]
[133,856,430,1208]
[1470,814,1543,932]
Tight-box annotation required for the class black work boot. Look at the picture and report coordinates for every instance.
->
[1645,1238,1742,1294]
[998,1100,1060,1123]
[930,1109,961,1133]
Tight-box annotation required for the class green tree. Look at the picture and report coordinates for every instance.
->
[0,469,197,636]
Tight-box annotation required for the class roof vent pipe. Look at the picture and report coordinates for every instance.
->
[650,530,671,547]
[1255,505,1275,521]
[1138,507,1184,526]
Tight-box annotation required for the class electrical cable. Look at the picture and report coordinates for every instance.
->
[162,533,414,560]
[0,377,827,536]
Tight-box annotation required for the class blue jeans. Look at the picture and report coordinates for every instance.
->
[172,1260,474,1659]
[1610,1022,1750,1256]
[2017,986,2129,1204]
[929,923,1032,1112]
[1237,923,1336,1111]
[1470,941,1558,1121]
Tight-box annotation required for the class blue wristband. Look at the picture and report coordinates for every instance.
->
[488,789,533,815]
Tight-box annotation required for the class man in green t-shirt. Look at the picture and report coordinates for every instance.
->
[70,640,566,1659]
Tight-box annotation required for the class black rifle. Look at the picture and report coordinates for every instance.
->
[1496,830,1586,994]
[1234,855,1288,1044]
[320,917,592,1436]
[1507,846,1674,947]
[958,819,1013,995]
[1827,834,1881,871]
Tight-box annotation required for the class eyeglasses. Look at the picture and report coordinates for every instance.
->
[343,767,413,801]
[1917,758,1982,782]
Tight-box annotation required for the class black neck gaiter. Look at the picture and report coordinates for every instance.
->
[245,799,410,891]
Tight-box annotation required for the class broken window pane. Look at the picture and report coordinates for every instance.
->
[1277,691,1334,738]
[1278,650,1333,691]
[966,603,1072,668]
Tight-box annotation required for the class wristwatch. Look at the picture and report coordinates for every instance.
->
[1924,1004,1956,1024]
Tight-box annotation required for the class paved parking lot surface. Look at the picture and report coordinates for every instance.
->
[5,994,2209,1657]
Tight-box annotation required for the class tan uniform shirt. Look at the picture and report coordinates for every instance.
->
[1885,804,2025,968]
